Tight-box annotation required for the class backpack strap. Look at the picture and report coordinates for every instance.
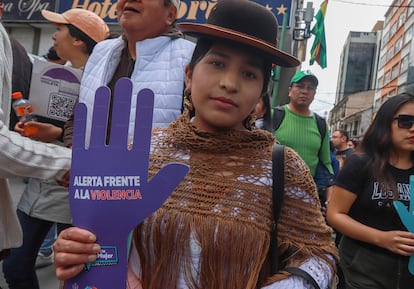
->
[314,113,326,141]
[272,106,286,131]
[271,144,322,289]
[270,143,285,274]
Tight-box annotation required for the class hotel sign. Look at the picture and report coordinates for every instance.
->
[3,0,292,26]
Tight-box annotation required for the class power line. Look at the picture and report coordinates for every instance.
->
[313,81,414,106]
[333,0,414,8]
[314,98,335,105]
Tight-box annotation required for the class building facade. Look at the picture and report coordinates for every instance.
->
[329,29,382,138]
[374,0,414,112]
[330,90,374,140]
[330,0,414,139]
[335,31,381,103]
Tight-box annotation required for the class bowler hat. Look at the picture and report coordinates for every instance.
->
[177,0,299,67]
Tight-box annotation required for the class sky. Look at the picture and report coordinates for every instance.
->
[300,0,393,116]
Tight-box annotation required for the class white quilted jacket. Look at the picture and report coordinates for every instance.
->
[79,35,195,145]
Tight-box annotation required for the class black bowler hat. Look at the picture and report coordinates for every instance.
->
[177,0,300,67]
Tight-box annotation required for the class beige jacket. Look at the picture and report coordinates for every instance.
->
[0,23,71,251]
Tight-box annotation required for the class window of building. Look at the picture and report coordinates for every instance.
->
[341,105,346,118]
[379,54,386,69]
[395,37,403,52]
[385,8,393,24]
[398,12,406,29]
[409,0,414,16]
[387,47,394,61]
[390,22,397,37]
[404,25,413,44]
[383,31,389,44]
[401,54,409,72]
[389,89,396,97]
[384,70,391,84]
[378,76,383,89]
[353,120,359,137]
[392,63,400,79]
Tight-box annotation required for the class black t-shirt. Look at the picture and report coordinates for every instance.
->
[335,154,412,234]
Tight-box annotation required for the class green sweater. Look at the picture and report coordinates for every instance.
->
[274,106,333,176]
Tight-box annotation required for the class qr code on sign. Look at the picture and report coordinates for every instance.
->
[47,93,76,121]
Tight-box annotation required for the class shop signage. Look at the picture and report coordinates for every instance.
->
[3,0,292,26]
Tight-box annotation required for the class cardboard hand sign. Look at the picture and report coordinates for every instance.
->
[65,78,188,289]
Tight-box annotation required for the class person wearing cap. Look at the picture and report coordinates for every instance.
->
[63,0,195,147]
[274,70,334,207]
[41,8,109,68]
[53,1,338,288]
[2,9,109,289]
[14,8,109,142]
[0,0,71,273]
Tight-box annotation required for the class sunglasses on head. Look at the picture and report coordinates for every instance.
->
[393,114,414,129]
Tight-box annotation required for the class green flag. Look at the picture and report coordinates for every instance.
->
[310,0,328,68]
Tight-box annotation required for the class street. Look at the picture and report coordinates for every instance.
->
[0,177,60,289]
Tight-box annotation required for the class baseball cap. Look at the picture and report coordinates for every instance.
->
[41,9,109,43]
[290,70,319,86]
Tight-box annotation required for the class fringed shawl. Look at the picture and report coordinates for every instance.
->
[133,112,338,289]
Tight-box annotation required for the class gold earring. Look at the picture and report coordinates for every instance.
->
[247,114,257,130]
[183,93,194,113]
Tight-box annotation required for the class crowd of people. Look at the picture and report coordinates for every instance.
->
[0,0,413,289]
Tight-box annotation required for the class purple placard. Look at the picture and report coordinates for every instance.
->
[65,78,188,289]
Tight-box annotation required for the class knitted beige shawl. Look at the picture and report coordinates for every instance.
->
[134,112,337,289]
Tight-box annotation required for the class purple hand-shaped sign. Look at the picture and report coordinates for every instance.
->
[65,78,189,289]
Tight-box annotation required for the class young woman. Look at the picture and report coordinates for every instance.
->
[53,1,338,288]
[327,93,414,288]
